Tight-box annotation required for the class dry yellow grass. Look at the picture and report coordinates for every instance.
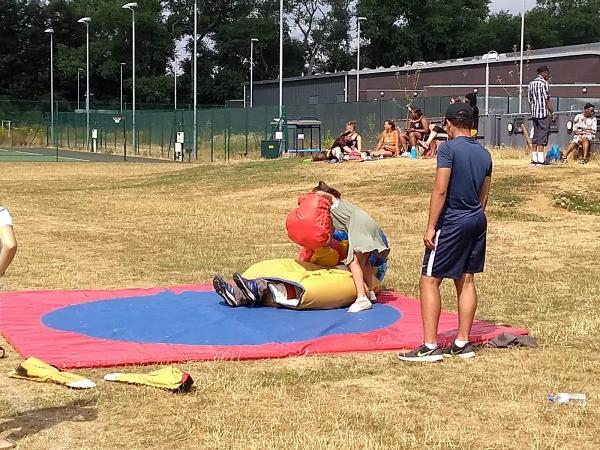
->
[1,155,600,449]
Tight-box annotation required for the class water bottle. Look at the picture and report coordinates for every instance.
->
[410,146,417,159]
[547,393,587,405]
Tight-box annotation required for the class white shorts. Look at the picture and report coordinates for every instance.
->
[0,207,13,227]
[572,134,595,145]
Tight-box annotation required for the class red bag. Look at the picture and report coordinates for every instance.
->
[286,193,332,250]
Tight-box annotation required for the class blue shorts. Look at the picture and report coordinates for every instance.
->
[421,213,487,280]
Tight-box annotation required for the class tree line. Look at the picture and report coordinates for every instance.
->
[0,0,599,108]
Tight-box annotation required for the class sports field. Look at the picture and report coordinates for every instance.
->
[1,154,599,449]
[0,147,173,163]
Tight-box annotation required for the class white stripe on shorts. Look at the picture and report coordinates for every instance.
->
[426,230,442,276]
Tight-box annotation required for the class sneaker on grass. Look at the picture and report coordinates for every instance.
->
[442,342,476,359]
[212,275,248,307]
[398,344,444,362]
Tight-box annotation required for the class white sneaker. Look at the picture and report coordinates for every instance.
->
[368,291,377,303]
[348,297,372,313]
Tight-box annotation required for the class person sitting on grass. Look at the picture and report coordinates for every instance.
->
[562,103,597,164]
[328,131,354,162]
[0,205,18,450]
[372,120,400,158]
[402,109,429,155]
[418,97,463,156]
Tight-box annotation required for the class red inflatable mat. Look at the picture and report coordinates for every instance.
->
[0,285,528,369]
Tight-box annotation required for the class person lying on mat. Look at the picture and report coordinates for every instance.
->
[313,181,389,313]
[213,272,300,308]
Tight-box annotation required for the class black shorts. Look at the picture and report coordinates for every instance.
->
[421,213,487,280]
[532,116,551,146]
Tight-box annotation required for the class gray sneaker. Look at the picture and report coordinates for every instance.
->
[213,275,249,307]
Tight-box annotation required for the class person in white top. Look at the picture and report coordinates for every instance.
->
[562,103,597,164]
[0,206,17,448]
[0,206,17,277]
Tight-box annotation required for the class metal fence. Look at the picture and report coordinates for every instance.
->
[2,95,599,160]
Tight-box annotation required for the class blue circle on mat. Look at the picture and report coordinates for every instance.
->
[42,291,401,345]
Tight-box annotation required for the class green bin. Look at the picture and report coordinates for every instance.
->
[260,140,281,159]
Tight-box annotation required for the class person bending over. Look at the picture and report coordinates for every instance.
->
[372,120,400,158]
[313,181,389,313]
[399,102,492,363]
[328,131,355,162]
[562,103,597,164]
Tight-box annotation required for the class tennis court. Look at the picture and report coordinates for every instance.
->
[0,147,173,163]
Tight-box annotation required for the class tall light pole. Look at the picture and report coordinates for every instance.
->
[193,0,198,158]
[120,62,126,113]
[77,68,83,110]
[518,0,526,114]
[356,16,367,103]
[278,0,283,119]
[122,3,137,154]
[484,50,498,115]
[174,66,178,110]
[78,17,91,150]
[250,38,258,108]
[45,28,54,147]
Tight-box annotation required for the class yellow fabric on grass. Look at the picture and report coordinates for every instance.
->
[8,357,96,389]
[104,366,193,392]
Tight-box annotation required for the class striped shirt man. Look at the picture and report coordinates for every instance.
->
[528,75,550,119]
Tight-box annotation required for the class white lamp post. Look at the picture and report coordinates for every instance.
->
[484,50,498,115]
[122,3,137,154]
[120,62,126,113]
[44,28,54,147]
[78,17,91,150]
[278,0,283,119]
[173,65,178,110]
[250,38,258,108]
[356,16,367,102]
[77,68,83,110]
[193,0,198,157]
[518,0,526,114]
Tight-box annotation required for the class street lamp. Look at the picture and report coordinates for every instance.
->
[120,62,126,113]
[356,16,367,102]
[518,0,525,114]
[483,50,498,115]
[44,28,54,148]
[77,17,91,150]
[173,64,178,110]
[250,38,258,108]
[77,68,83,110]
[193,0,198,158]
[122,3,137,154]
[278,0,283,119]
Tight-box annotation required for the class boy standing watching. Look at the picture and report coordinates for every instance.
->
[399,103,492,362]
[528,65,555,165]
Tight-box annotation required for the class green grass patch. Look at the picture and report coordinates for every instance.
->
[553,192,600,215]
[490,174,540,208]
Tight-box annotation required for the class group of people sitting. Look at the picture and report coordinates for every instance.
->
[324,94,479,162]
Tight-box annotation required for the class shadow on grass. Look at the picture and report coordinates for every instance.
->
[0,399,97,444]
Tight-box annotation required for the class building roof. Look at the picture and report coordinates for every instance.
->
[252,42,600,86]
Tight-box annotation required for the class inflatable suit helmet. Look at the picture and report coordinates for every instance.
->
[286,193,332,250]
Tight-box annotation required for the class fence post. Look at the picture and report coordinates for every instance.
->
[210,108,214,162]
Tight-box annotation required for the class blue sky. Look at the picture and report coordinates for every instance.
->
[490,0,537,13]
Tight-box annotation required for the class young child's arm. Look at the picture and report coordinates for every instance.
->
[0,225,17,277]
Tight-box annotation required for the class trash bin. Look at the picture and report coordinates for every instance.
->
[261,140,280,159]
